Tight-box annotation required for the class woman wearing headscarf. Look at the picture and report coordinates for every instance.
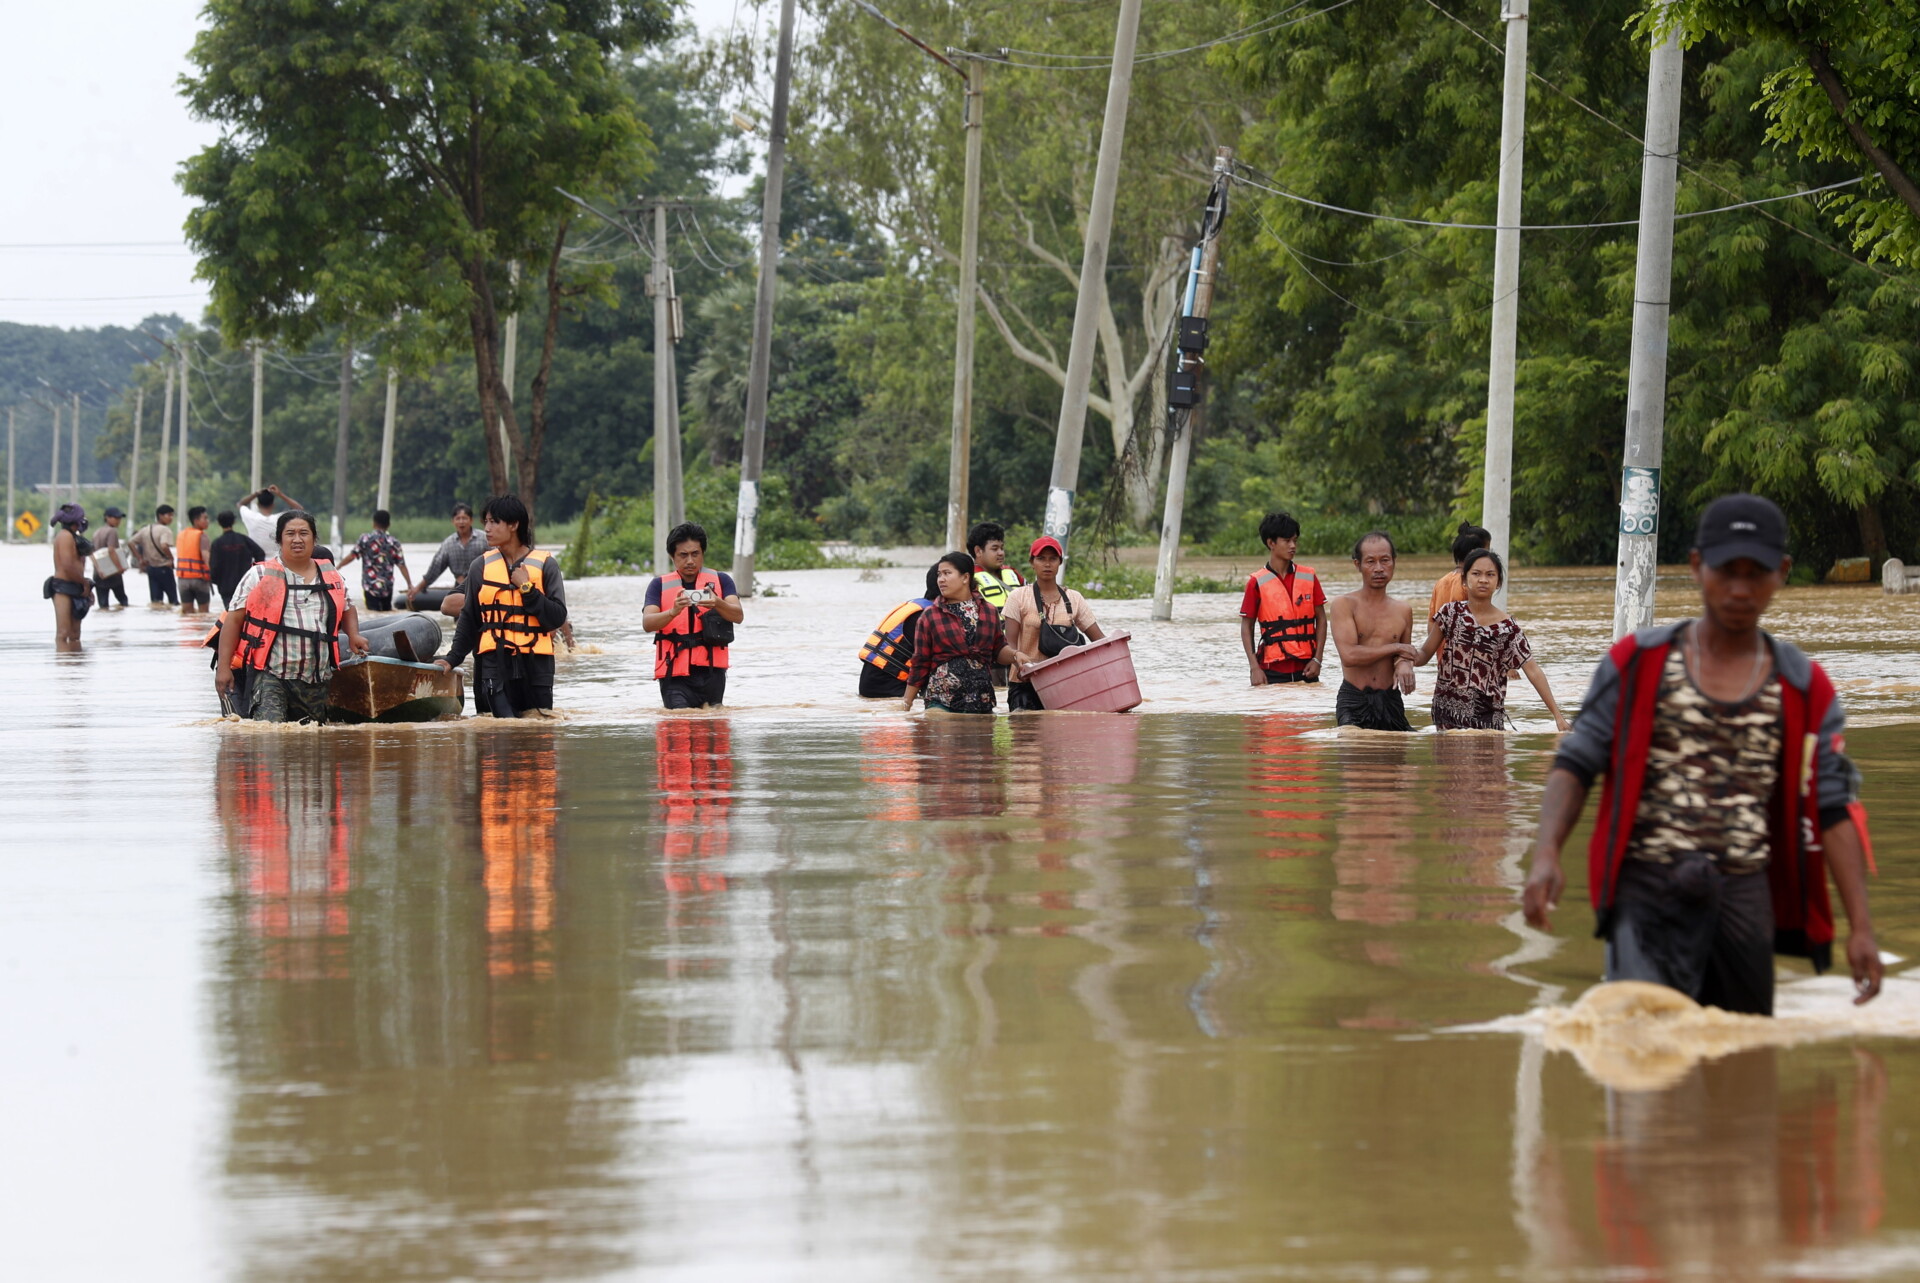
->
[900,552,1020,714]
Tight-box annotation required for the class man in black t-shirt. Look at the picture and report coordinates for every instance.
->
[206,510,266,610]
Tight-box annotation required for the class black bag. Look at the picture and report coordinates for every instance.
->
[1030,583,1086,658]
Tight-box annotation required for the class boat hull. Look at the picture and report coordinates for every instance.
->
[328,657,465,722]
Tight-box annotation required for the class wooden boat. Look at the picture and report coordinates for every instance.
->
[328,656,464,722]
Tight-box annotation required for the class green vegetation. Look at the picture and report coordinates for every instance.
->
[16,3,1920,572]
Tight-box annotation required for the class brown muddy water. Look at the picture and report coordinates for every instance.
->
[7,543,1920,1280]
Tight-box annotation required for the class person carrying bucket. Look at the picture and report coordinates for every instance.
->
[1001,536,1105,712]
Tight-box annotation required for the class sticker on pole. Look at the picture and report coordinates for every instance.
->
[733,479,760,559]
[14,511,41,538]
[1618,467,1660,536]
[1042,487,1073,543]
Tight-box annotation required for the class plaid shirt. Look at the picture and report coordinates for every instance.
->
[231,562,337,683]
[905,594,1006,690]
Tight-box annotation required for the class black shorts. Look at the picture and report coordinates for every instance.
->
[1263,668,1319,684]
[1605,854,1775,1015]
[1335,681,1414,732]
[365,592,393,612]
[661,668,727,709]
[1007,681,1045,712]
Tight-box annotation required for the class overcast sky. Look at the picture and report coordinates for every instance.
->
[0,0,745,333]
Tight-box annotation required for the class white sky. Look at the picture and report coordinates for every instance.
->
[0,0,745,332]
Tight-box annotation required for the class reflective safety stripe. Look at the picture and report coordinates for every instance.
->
[1254,565,1319,665]
[858,598,933,680]
[476,550,556,656]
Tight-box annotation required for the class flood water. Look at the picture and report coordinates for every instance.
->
[7,544,1920,1280]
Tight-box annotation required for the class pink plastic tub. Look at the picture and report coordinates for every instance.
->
[1021,630,1143,712]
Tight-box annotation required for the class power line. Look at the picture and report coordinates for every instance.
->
[966,0,1353,69]
[1232,168,1865,231]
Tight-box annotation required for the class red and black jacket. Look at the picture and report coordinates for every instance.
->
[1552,622,1867,973]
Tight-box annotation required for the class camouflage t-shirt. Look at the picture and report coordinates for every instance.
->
[1628,640,1782,871]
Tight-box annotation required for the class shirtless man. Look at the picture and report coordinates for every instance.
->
[1327,530,1417,731]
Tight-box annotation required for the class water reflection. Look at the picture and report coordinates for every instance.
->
[213,730,637,1281]
[1520,1048,1893,1277]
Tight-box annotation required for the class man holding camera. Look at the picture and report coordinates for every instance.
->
[643,522,744,709]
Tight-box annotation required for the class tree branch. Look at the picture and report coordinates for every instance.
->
[1807,44,1920,229]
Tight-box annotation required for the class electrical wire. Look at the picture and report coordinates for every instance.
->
[969,0,1353,69]
[1233,168,1865,231]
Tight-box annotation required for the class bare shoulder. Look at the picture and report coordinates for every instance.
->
[1329,591,1357,614]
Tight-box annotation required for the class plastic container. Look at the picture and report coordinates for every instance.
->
[1021,630,1143,712]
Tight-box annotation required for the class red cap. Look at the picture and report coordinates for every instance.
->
[1028,535,1065,560]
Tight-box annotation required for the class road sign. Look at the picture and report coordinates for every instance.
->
[14,511,41,538]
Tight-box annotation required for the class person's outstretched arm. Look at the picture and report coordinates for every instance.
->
[1520,659,1570,732]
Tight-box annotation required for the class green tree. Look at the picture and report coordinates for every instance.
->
[1646,0,1920,267]
[178,0,672,521]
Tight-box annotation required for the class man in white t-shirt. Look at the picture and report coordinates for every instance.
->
[235,484,305,550]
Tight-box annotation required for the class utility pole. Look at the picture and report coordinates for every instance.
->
[69,392,81,504]
[250,343,264,492]
[6,406,14,540]
[1153,148,1234,621]
[177,347,191,516]
[48,403,60,527]
[1613,25,1685,638]
[127,385,145,532]
[154,364,174,524]
[665,279,685,528]
[377,366,399,514]
[500,264,520,492]
[332,344,352,549]
[652,200,674,576]
[1480,0,1531,608]
[850,1,980,551]
[946,56,986,552]
[1043,0,1146,549]
[732,0,799,597]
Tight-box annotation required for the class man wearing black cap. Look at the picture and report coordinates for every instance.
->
[1521,495,1882,1015]
[92,507,130,609]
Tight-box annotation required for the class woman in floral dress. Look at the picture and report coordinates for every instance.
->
[901,552,1020,714]
[1413,548,1570,731]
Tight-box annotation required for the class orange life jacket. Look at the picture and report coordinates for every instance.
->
[1253,563,1320,666]
[476,549,557,656]
[655,570,731,678]
[236,557,348,672]
[176,526,210,580]
[858,597,934,681]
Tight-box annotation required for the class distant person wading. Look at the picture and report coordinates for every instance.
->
[1002,536,1104,712]
[901,552,1019,715]
[46,503,92,651]
[1412,548,1569,732]
[857,566,940,699]
[436,495,568,719]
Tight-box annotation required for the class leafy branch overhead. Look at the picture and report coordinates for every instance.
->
[178,0,674,518]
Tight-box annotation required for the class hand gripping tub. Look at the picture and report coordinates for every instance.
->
[1021,630,1143,712]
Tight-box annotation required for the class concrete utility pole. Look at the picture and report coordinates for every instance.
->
[154,364,174,522]
[1480,0,1530,609]
[377,366,399,514]
[1612,25,1685,639]
[250,343,264,492]
[176,346,191,516]
[946,56,986,552]
[500,262,521,492]
[665,286,685,528]
[652,200,674,576]
[332,344,352,549]
[1043,0,1146,549]
[48,404,60,523]
[6,406,14,539]
[732,0,799,597]
[1153,147,1234,621]
[69,392,81,504]
[126,385,146,532]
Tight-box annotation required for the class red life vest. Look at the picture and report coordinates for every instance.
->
[655,570,731,678]
[236,558,348,672]
[1253,564,1320,666]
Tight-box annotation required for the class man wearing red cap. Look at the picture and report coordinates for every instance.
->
[1523,494,1882,1015]
[1002,535,1105,711]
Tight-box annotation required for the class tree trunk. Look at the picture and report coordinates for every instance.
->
[520,220,570,537]
[465,255,529,518]
[1857,499,1888,567]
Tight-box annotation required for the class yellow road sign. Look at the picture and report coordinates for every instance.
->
[14,511,41,538]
